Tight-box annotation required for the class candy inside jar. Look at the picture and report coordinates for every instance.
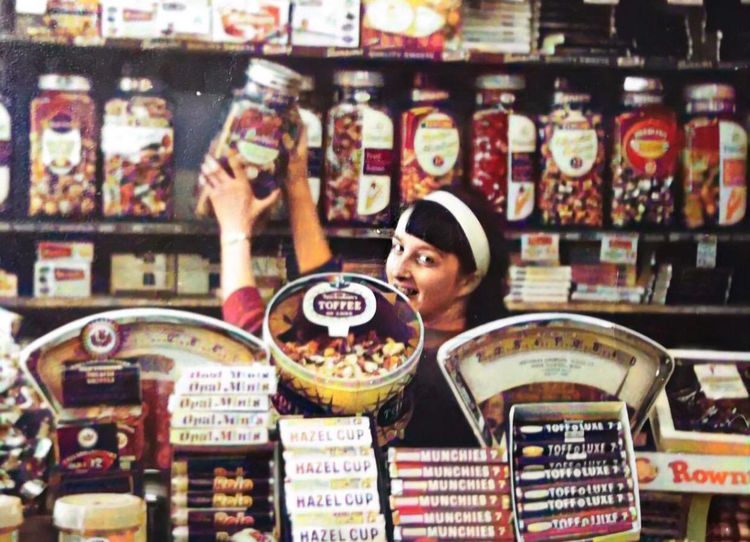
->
[29,74,97,218]
[683,83,747,229]
[325,70,394,227]
[196,59,302,218]
[400,74,461,206]
[539,78,605,228]
[611,77,679,229]
[470,74,536,224]
[102,74,174,219]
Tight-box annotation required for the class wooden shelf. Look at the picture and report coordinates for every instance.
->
[2,34,747,71]
[507,302,750,315]
[0,220,394,239]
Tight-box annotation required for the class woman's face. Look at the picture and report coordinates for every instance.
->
[386,232,473,326]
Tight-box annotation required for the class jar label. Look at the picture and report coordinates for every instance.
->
[300,108,323,205]
[41,119,82,176]
[0,104,10,141]
[300,108,323,148]
[719,121,747,225]
[358,107,393,216]
[549,128,597,178]
[623,117,676,177]
[102,125,173,160]
[302,278,377,337]
[414,112,459,177]
[508,114,536,221]
[229,103,281,166]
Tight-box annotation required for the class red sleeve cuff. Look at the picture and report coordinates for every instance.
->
[223,287,265,336]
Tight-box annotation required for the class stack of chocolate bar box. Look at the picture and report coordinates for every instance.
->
[536,0,629,57]
[168,365,278,542]
[279,417,387,542]
[388,448,513,541]
[462,0,533,54]
[510,407,640,542]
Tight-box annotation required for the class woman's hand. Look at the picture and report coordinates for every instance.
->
[200,152,280,236]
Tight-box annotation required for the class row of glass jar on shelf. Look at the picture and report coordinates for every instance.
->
[0,60,746,229]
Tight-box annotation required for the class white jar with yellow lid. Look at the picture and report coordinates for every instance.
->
[0,495,23,542]
[53,494,145,542]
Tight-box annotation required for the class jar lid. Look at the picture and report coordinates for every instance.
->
[623,76,663,93]
[54,494,144,532]
[334,70,385,88]
[623,92,664,107]
[476,74,525,91]
[300,76,315,92]
[0,495,22,530]
[38,74,91,92]
[246,60,303,95]
[685,83,736,102]
[118,77,156,93]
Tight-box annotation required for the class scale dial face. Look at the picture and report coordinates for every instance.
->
[439,315,673,448]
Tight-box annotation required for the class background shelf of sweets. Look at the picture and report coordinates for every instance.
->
[2,0,750,350]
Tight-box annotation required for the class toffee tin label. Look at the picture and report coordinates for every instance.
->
[303,278,377,337]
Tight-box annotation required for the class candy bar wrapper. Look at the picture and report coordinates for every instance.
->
[515,440,624,459]
[390,477,509,496]
[516,478,633,501]
[283,447,374,461]
[172,491,273,509]
[293,523,387,542]
[286,477,378,494]
[521,518,635,542]
[170,427,269,448]
[390,494,510,512]
[388,448,505,464]
[290,511,384,527]
[175,366,277,395]
[515,461,630,485]
[172,475,273,493]
[279,417,373,449]
[286,486,381,514]
[172,526,275,542]
[393,509,512,526]
[515,449,627,468]
[172,456,274,477]
[393,524,514,541]
[168,394,270,413]
[170,411,270,429]
[171,509,275,529]
[518,492,636,519]
[389,463,508,480]
[284,453,378,481]
[515,421,623,443]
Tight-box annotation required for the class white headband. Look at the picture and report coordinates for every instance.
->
[395,191,491,278]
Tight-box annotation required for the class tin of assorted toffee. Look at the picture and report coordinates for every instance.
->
[437,313,674,450]
[20,309,269,470]
[264,273,424,415]
[651,349,750,457]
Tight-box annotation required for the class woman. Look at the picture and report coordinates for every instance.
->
[201,134,508,446]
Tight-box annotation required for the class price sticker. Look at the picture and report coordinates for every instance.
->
[600,234,639,265]
[521,233,560,264]
[667,0,702,4]
[15,0,48,14]
[697,235,717,269]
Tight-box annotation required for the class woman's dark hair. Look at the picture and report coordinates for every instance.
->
[404,186,509,329]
